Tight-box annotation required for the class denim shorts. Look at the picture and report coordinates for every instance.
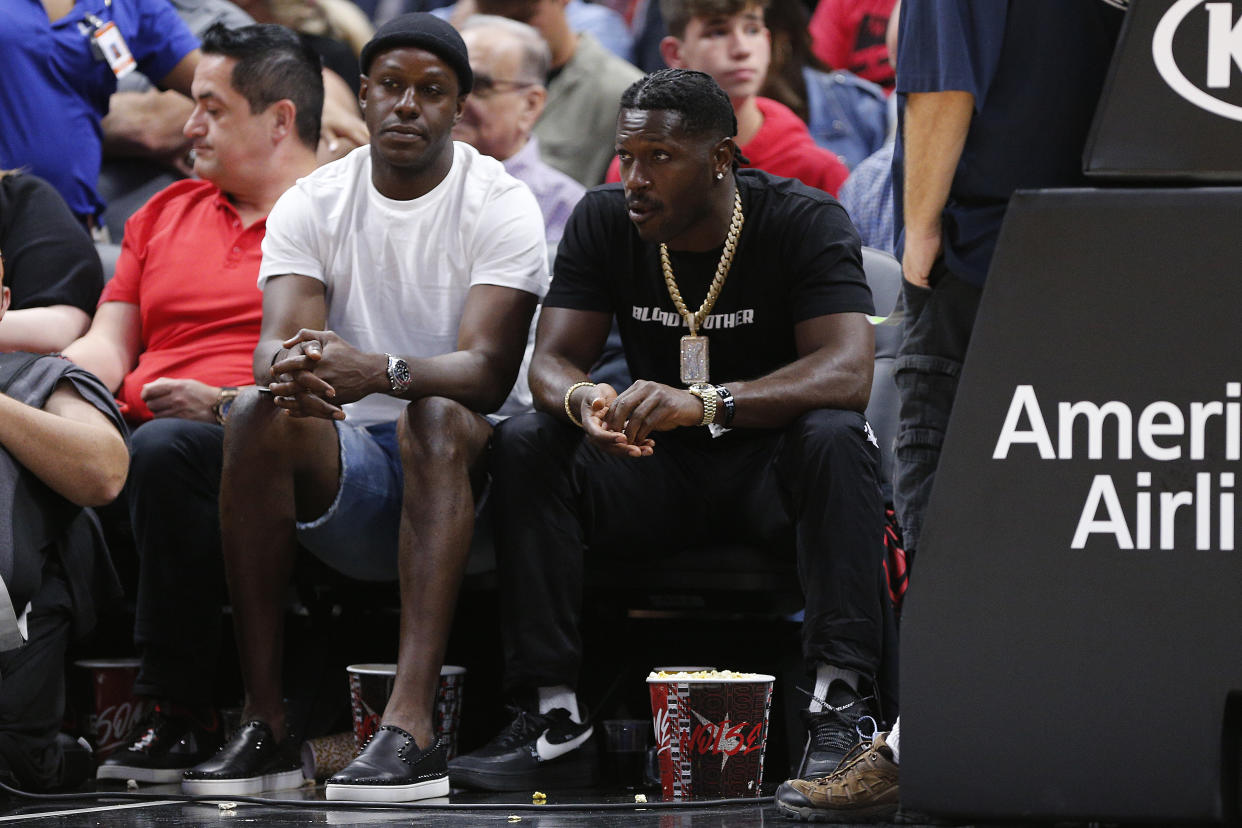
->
[296,420,402,582]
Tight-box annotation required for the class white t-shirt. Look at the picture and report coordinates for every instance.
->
[259,143,549,427]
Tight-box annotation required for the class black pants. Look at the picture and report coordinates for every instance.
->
[492,408,886,691]
[125,418,226,705]
[892,262,982,557]
[0,562,72,791]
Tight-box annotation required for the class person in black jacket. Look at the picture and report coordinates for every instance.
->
[0,248,128,791]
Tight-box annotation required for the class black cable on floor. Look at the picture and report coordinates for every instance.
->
[0,779,774,812]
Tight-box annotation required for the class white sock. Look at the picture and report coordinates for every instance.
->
[885,716,901,764]
[808,664,861,713]
[537,685,581,722]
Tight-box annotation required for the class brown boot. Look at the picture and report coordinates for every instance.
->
[775,732,899,822]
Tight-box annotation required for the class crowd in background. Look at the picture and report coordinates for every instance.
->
[0,0,1124,818]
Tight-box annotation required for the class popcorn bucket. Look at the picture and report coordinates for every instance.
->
[73,658,154,759]
[347,663,467,759]
[647,670,774,800]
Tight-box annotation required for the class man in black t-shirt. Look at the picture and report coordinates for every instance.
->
[449,68,888,792]
[0,172,103,353]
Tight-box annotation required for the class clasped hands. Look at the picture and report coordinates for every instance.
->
[580,380,704,458]
[268,329,383,420]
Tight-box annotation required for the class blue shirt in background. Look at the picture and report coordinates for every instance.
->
[893,0,1122,285]
[1,0,200,221]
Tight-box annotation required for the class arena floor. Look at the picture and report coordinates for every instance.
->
[0,776,1187,828]
[0,784,796,827]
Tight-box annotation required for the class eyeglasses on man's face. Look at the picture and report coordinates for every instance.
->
[470,74,537,99]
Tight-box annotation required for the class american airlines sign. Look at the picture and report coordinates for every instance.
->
[1153,0,1242,119]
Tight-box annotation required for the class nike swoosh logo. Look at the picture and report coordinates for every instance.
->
[534,725,593,761]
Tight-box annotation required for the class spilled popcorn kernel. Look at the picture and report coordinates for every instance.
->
[634,793,648,803]
[218,802,237,811]
[507,816,522,823]
[531,791,547,804]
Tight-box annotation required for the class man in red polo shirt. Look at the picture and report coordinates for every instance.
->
[62,22,321,784]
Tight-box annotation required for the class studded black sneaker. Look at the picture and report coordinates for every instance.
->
[797,681,874,780]
[448,705,598,791]
[96,705,222,784]
[181,720,302,795]
[325,725,449,802]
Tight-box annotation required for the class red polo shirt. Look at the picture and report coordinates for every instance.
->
[101,179,265,423]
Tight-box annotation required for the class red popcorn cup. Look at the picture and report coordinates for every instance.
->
[73,658,154,759]
[647,670,774,800]
[347,663,467,759]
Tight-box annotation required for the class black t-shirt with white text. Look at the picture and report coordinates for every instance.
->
[547,169,873,398]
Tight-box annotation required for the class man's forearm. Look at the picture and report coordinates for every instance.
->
[399,349,522,414]
[529,352,594,420]
[0,306,91,354]
[0,389,128,506]
[724,351,873,428]
[102,90,195,159]
[903,90,974,238]
[713,314,876,429]
[62,335,132,394]
[254,337,287,386]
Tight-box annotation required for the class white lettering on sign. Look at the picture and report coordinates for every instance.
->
[993,384,1242,551]
[992,384,1242,462]
[1153,0,1242,120]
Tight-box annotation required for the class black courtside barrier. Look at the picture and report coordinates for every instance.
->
[902,0,1242,819]
[902,187,1242,822]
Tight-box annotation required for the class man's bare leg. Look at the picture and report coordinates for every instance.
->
[219,389,340,743]
[380,396,493,748]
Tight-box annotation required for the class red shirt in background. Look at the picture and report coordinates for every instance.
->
[808,0,896,90]
[100,179,265,423]
[606,97,848,196]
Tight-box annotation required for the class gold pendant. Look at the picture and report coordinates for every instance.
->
[680,335,709,384]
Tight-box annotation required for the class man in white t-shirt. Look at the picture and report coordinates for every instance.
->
[181,13,549,803]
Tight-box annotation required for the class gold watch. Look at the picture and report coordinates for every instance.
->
[688,383,718,427]
[212,386,240,425]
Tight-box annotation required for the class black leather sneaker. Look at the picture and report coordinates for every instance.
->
[97,705,222,784]
[181,720,302,795]
[448,705,598,791]
[797,681,874,780]
[325,725,449,802]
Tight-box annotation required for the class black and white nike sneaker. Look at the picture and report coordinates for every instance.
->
[448,705,598,791]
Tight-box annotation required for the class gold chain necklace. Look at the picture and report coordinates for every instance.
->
[660,188,744,385]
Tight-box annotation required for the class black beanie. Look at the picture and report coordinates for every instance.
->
[360,13,473,95]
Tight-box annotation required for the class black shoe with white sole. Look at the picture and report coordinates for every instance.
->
[325,725,449,802]
[448,705,598,791]
[97,706,222,784]
[181,720,302,796]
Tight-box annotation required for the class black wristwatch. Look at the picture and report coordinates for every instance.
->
[714,384,735,427]
[386,354,412,395]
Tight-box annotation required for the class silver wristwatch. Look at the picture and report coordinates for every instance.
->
[386,354,412,395]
